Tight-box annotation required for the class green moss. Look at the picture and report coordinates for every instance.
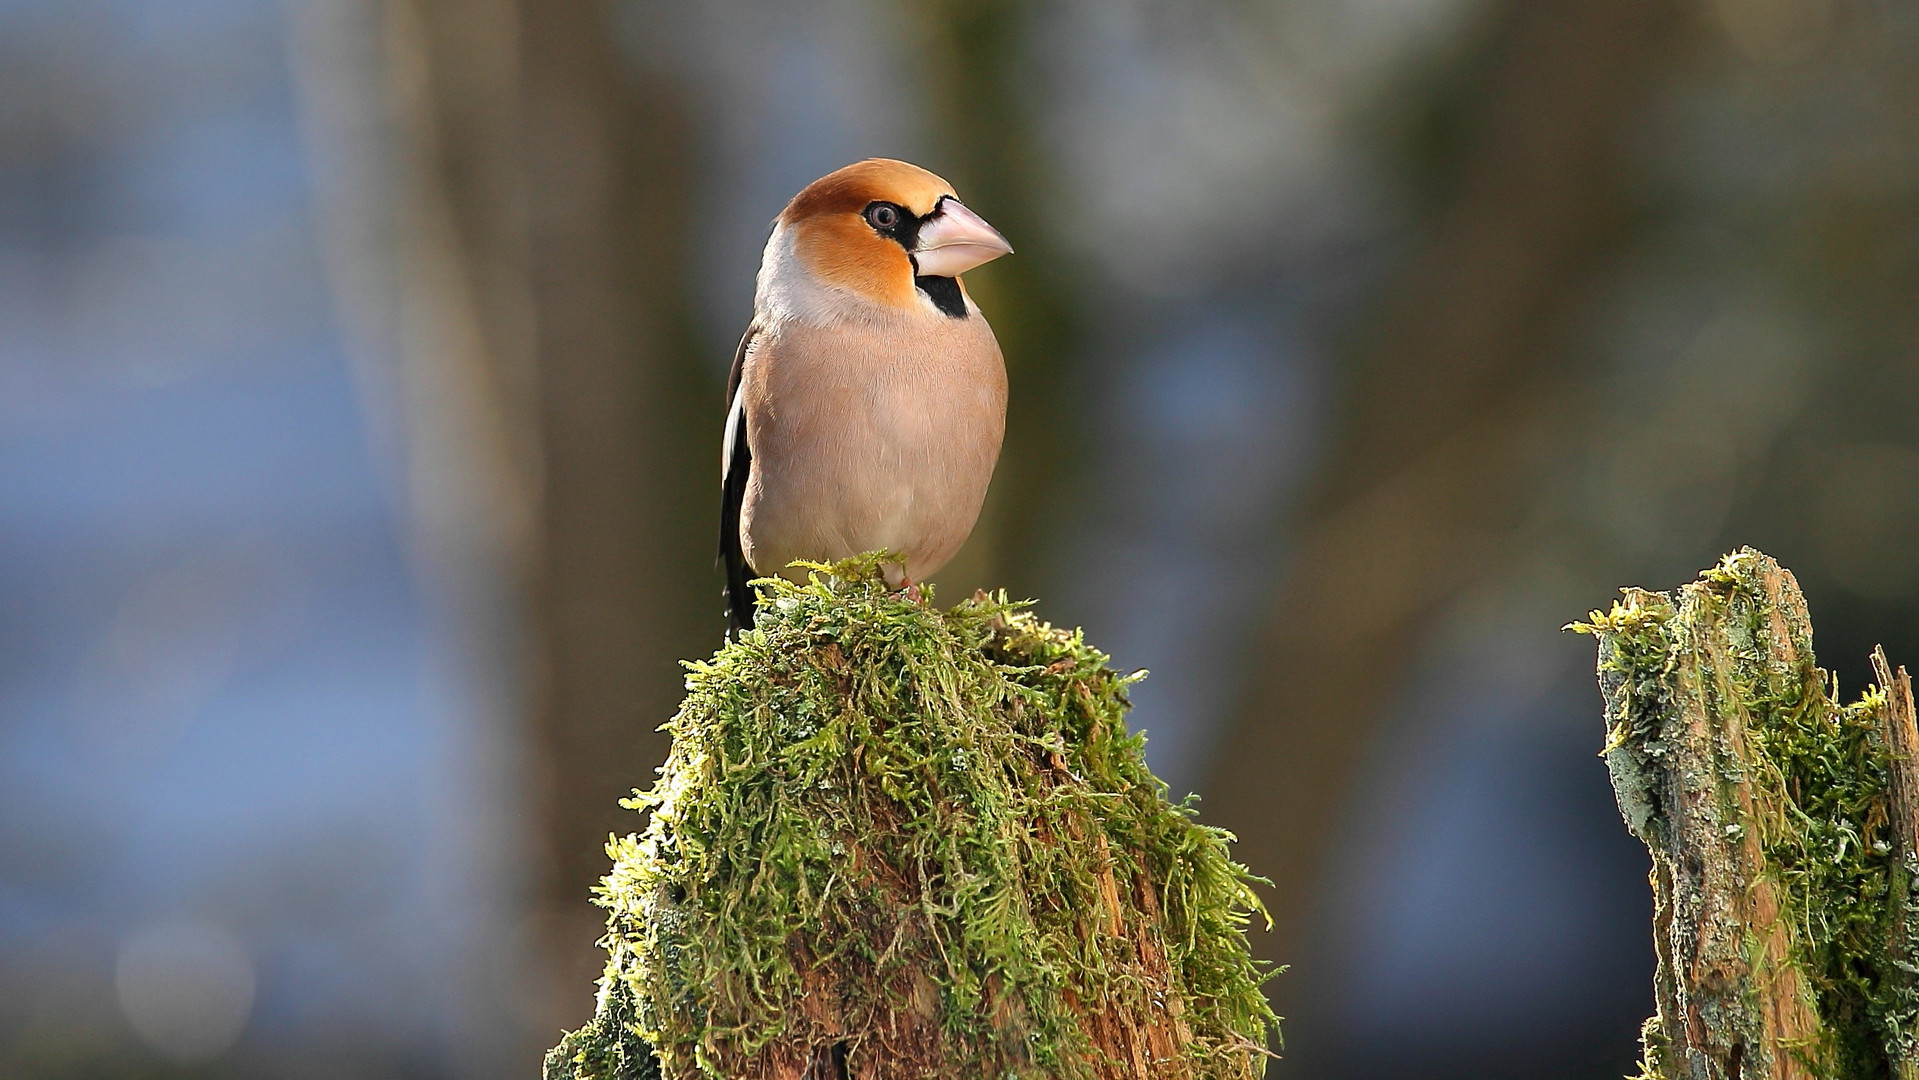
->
[544,977,663,1080]
[545,556,1278,1080]
[1574,548,1919,1078]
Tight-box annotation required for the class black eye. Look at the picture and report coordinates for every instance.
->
[865,203,900,230]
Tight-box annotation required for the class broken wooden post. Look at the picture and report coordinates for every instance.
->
[1575,548,1919,1079]
[544,558,1278,1080]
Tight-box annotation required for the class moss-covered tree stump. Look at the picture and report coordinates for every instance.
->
[1576,549,1919,1079]
[544,559,1278,1080]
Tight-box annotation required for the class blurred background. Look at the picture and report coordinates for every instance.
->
[2,0,1916,1076]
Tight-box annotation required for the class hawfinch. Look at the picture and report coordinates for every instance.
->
[721,159,1014,631]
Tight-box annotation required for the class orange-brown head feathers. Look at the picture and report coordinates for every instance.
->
[769,159,1011,316]
[783,158,956,226]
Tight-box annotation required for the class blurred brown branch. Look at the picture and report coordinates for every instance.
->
[1202,0,1694,1035]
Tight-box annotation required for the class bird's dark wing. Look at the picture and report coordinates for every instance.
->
[720,325,758,633]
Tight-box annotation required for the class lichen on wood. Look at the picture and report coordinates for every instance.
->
[1574,548,1919,1079]
[543,556,1278,1080]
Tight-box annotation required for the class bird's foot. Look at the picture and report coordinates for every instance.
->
[902,582,924,604]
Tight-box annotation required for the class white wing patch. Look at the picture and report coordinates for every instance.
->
[722,381,746,478]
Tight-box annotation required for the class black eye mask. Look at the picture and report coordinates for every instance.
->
[863,198,968,318]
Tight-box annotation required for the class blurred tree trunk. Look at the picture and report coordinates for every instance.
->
[288,0,547,1067]
[295,0,717,1050]
[1200,0,1693,1037]
[510,0,717,1030]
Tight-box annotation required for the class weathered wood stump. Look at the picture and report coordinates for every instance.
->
[544,559,1277,1080]
[1577,549,1919,1079]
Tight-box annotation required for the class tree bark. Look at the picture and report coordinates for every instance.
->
[1589,555,1821,1078]
[1875,646,1919,1080]
[1584,550,1919,1078]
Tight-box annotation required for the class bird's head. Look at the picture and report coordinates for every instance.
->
[769,158,1013,316]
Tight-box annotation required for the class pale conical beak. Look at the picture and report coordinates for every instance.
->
[912,199,1013,278]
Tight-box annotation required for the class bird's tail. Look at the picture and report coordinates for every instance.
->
[725,557,757,635]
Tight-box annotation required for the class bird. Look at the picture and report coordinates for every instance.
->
[720,158,1014,632]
